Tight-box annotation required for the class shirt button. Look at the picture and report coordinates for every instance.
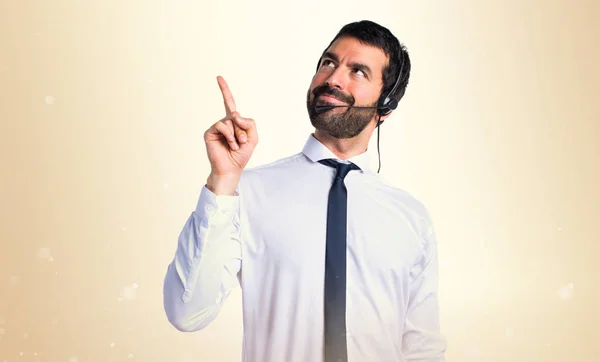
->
[206,205,215,213]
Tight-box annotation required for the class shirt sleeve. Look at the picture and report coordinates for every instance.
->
[162,185,242,332]
[401,213,447,361]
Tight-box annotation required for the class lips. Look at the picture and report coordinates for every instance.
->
[316,94,348,106]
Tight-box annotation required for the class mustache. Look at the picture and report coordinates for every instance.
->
[312,85,354,104]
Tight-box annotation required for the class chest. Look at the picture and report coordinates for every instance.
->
[241,183,423,279]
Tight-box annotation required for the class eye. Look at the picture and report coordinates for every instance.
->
[321,59,335,68]
[353,68,366,77]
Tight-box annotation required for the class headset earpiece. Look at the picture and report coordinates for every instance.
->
[376,54,404,116]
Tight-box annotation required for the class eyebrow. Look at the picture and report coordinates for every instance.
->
[322,51,373,78]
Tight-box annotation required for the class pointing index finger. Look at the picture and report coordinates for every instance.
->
[217,75,236,115]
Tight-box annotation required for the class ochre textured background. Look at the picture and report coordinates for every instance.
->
[1,0,598,361]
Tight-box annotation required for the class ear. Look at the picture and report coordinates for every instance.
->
[380,111,393,121]
[374,111,393,127]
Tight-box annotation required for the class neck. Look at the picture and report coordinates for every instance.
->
[313,123,376,160]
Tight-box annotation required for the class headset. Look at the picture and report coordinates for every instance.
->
[374,51,405,117]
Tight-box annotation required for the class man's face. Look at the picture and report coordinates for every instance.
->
[306,36,388,139]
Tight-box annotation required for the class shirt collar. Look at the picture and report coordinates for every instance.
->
[301,133,378,174]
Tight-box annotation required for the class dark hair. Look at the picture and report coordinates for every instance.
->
[318,20,411,104]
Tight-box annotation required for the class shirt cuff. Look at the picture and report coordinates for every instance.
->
[195,185,240,217]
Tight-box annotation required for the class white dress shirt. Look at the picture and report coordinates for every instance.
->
[163,134,447,362]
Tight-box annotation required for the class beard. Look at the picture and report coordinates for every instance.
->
[306,84,378,139]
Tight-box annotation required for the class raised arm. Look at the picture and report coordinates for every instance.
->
[162,76,258,331]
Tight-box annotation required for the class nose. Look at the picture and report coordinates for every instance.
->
[324,66,346,91]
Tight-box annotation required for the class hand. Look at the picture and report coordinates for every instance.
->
[203,76,258,194]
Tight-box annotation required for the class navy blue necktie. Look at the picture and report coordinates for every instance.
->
[318,159,361,362]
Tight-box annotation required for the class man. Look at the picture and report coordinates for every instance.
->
[163,20,447,362]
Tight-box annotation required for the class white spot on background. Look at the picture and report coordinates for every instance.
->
[9,275,20,286]
[68,357,78,362]
[128,353,135,359]
[122,285,136,300]
[121,227,128,232]
[559,282,574,300]
[163,183,169,189]
[132,282,139,289]
[110,342,115,348]
[45,96,55,105]
[505,327,514,338]
[23,332,28,338]
[38,248,51,259]
[0,328,5,335]
[38,248,54,262]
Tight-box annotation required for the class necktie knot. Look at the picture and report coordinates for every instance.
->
[319,159,360,181]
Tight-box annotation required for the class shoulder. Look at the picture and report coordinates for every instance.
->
[238,152,309,185]
[371,177,436,239]
[383,184,440,261]
[245,152,307,173]
[368,174,431,217]
[389,183,431,220]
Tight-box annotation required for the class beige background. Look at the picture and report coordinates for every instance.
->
[1,0,599,361]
